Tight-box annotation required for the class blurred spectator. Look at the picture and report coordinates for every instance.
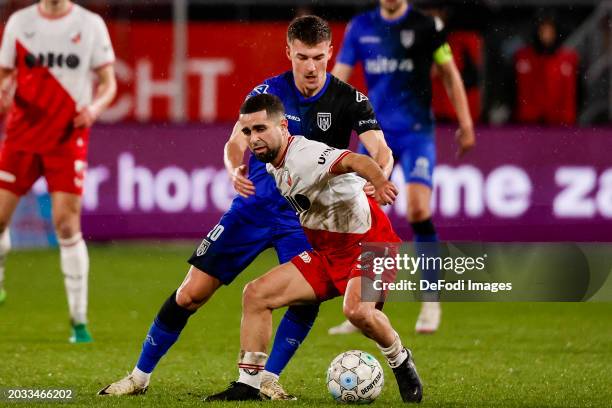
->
[514,11,579,125]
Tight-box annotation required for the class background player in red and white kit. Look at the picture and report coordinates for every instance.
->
[0,0,117,343]
[206,94,423,403]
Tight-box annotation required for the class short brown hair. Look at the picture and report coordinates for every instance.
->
[287,15,332,46]
[240,93,285,119]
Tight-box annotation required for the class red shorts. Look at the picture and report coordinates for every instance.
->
[0,133,88,196]
[291,197,401,301]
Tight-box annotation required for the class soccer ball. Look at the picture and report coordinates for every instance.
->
[326,350,384,404]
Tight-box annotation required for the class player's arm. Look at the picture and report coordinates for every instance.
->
[331,62,353,83]
[224,121,255,197]
[0,67,15,114]
[74,64,117,128]
[358,130,393,179]
[332,152,398,206]
[435,44,476,158]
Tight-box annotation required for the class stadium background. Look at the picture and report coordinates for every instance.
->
[2,0,611,245]
[0,1,611,407]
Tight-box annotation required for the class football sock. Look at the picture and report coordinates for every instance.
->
[265,304,319,375]
[130,366,151,387]
[135,290,194,374]
[59,233,89,324]
[411,218,439,301]
[238,351,268,389]
[377,331,408,368]
[0,228,10,291]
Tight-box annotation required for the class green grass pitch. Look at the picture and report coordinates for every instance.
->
[0,243,611,407]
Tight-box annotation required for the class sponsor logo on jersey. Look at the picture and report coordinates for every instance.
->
[358,119,378,126]
[24,31,35,39]
[285,113,301,122]
[24,52,80,69]
[356,91,368,102]
[317,147,335,164]
[196,239,211,256]
[298,251,312,263]
[365,56,414,74]
[358,35,381,44]
[400,30,415,48]
[317,112,332,131]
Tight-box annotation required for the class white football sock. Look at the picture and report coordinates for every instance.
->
[237,351,268,389]
[0,228,11,291]
[131,366,151,387]
[377,331,408,368]
[59,233,89,325]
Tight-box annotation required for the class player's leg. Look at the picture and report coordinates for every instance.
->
[260,225,319,400]
[343,276,423,403]
[0,148,40,304]
[99,209,273,395]
[99,266,221,396]
[0,189,20,304]
[205,261,319,402]
[50,191,92,343]
[403,136,442,334]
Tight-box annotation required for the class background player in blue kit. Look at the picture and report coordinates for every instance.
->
[331,0,476,334]
[99,15,392,400]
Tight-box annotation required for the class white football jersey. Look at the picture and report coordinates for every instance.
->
[0,3,115,110]
[267,136,371,234]
[0,3,114,152]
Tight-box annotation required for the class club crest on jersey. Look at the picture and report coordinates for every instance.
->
[356,91,368,102]
[400,30,415,48]
[317,112,332,131]
[196,239,211,256]
[71,32,81,44]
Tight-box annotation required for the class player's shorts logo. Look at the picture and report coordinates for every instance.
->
[400,30,415,48]
[298,251,312,264]
[196,239,211,256]
[317,112,332,132]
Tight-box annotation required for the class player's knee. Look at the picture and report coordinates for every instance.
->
[53,217,79,239]
[176,286,208,311]
[242,280,268,311]
[407,204,430,223]
[343,302,370,329]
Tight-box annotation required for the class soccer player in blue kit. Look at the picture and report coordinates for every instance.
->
[330,0,475,334]
[99,15,393,400]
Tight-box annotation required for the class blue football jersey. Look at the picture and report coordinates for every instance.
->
[337,6,447,134]
[231,71,381,221]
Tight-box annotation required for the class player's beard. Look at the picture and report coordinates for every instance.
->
[253,146,279,163]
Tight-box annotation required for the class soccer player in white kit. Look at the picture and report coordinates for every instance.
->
[0,0,116,343]
[205,94,423,403]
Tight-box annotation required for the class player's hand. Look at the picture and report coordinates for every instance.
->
[232,165,255,197]
[363,182,376,196]
[73,106,97,128]
[455,125,475,158]
[374,180,398,206]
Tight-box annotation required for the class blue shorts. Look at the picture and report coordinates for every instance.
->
[360,129,435,188]
[188,206,311,285]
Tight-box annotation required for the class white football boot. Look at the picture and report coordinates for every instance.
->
[415,302,441,334]
[327,319,359,335]
[98,374,148,396]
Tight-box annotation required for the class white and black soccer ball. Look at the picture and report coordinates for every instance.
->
[326,350,384,404]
